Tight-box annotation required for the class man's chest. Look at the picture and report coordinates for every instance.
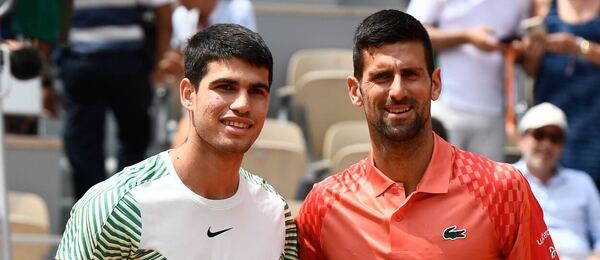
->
[320,189,502,259]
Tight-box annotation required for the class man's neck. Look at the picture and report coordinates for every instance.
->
[170,139,243,200]
[371,130,435,196]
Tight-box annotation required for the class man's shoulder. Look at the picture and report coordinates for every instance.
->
[240,168,289,205]
[301,158,369,211]
[453,148,524,186]
[316,158,369,195]
[560,166,594,180]
[71,153,169,221]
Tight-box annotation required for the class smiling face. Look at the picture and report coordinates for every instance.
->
[180,58,270,154]
[348,41,441,144]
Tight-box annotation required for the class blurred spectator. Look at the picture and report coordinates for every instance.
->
[522,0,600,190]
[0,0,63,133]
[162,0,257,147]
[407,0,528,161]
[61,0,172,199]
[431,116,447,141]
[514,102,600,260]
[171,0,256,50]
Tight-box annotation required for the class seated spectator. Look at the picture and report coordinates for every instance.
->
[514,102,600,260]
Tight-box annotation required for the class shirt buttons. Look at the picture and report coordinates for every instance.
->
[393,214,403,222]
[389,184,402,195]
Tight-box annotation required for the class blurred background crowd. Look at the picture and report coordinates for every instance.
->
[0,0,598,259]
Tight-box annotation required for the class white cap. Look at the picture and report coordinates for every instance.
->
[518,102,567,134]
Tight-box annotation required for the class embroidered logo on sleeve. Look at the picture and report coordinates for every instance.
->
[443,225,466,240]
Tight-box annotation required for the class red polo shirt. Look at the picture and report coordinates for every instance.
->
[296,134,557,259]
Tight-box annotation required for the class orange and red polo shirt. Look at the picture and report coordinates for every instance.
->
[296,134,557,259]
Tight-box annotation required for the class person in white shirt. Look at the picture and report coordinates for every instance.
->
[56,24,298,260]
[407,0,528,161]
[514,102,600,260]
[171,0,257,49]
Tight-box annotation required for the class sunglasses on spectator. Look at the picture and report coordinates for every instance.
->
[528,129,565,144]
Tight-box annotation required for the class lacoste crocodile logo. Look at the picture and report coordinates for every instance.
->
[207,227,233,238]
[443,225,466,240]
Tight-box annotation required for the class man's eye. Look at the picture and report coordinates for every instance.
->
[217,84,234,91]
[249,88,268,96]
[402,71,420,80]
[372,73,392,82]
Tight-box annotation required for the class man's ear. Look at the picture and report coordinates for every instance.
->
[347,76,363,107]
[180,78,196,110]
[431,68,442,101]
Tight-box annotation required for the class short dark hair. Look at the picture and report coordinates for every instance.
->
[352,9,435,80]
[184,24,273,88]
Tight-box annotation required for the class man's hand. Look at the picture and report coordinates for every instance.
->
[42,86,60,118]
[153,49,184,87]
[465,26,500,52]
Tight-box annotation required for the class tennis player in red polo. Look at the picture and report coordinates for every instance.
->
[296,10,557,259]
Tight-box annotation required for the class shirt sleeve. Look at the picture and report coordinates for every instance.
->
[55,193,142,260]
[583,175,600,251]
[406,0,444,25]
[295,184,326,260]
[505,175,558,260]
[282,202,299,260]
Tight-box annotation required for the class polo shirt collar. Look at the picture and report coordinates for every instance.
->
[366,134,454,197]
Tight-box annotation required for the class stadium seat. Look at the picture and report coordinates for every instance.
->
[322,120,369,161]
[293,70,364,157]
[241,119,308,201]
[9,191,51,260]
[331,143,371,173]
[286,48,353,87]
[277,49,353,120]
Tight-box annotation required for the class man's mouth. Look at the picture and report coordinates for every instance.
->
[221,119,252,129]
[385,106,411,114]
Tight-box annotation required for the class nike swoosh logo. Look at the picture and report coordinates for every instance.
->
[207,227,233,238]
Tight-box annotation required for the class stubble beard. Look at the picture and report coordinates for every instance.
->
[375,109,426,143]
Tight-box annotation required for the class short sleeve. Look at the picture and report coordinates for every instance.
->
[406,0,445,25]
[583,175,600,250]
[505,176,558,259]
[296,184,328,260]
[282,202,299,259]
[55,193,142,260]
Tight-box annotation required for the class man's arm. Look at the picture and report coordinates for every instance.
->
[584,175,600,257]
[56,193,142,259]
[426,26,500,52]
[505,174,557,259]
[296,186,326,260]
[153,4,172,61]
[406,0,500,52]
[151,3,173,84]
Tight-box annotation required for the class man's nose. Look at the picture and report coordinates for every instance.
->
[230,91,250,114]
